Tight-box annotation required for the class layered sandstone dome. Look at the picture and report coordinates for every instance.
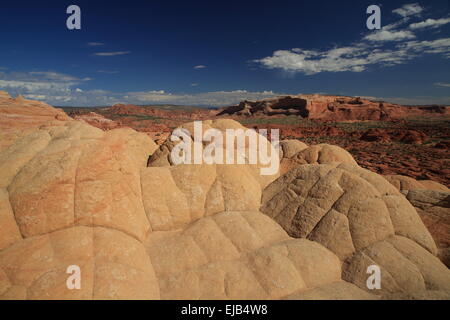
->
[384,175,450,268]
[0,93,449,299]
[261,164,450,297]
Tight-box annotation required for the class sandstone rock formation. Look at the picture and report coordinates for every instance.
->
[141,164,266,231]
[385,175,449,193]
[0,93,162,299]
[0,121,160,299]
[261,164,450,297]
[279,140,309,159]
[217,94,450,121]
[384,175,450,267]
[147,119,280,188]
[0,118,372,299]
[0,92,71,152]
[145,210,374,300]
[403,190,450,268]
[279,143,357,175]
[72,112,120,130]
[0,93,449,300]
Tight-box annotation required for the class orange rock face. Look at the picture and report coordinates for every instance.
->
[218,94,449,121]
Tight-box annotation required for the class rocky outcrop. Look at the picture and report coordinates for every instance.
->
[0,92,71,152]
[384,175,449,193]
[261,164,450,297]
[279,140,309,159]
[145,210,373,299]
[384,175,450,267]
[0,115,372,299]
[279,143,357,175]
[403,190,450,268]
[218,94,450,121]
[218,96,309,117]
[147,119,280,188]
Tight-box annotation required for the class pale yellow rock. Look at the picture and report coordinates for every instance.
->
[0,130,51,189]
[261,164,435,254]
[147,119,280,187]
[385,174,449,192]
[280,143,357,175]
[403,189,450,267]
[343,235,450,295]
[419,180,449,192]
[0,226,160,300]
[279,139,309,159]
[141,164,263,231]
[4,121,157,241]
[384,175,427,192]
[1,94,448,300]
[384,175,450,267]
[284,281,377,300]
[146,211,344,300]
[0,189,22,250]
[383,290,450,300]
[308,209,355,260]
[291,144,357,165]
[261,163,450,297]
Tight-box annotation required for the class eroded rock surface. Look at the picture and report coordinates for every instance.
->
[0,94,449,300]
[261,163,450,297]
[384,175,450,267]
[279,143,357,175]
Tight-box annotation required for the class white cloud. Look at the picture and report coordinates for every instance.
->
[193,65,206,69]
[0,71,90,101]
[0,79,69,91]
[410,18,450,30]
[392,3,423,18]
[87,42,105,46]
[399,38,450,55]
[190,83,199,86]
[434,82,450,88]
[93,51,131,56]
[364,30,416,42]
[255,3,450,75]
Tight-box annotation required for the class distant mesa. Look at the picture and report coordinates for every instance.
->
[217,94,450,121]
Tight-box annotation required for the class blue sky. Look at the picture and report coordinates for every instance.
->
[0,0,449,106]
